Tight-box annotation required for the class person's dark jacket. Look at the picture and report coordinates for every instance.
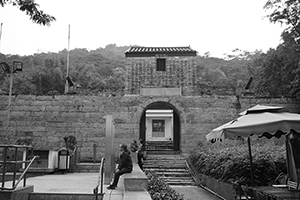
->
[118,150,133,171]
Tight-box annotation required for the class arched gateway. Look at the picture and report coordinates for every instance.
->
[125,46,198,152]
[139,101,180,151]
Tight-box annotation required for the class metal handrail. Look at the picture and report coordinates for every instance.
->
[10,155,39,190]
[93,157,105,200]
[0,144,35,190]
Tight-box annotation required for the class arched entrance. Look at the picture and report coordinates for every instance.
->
[139,101,180,151]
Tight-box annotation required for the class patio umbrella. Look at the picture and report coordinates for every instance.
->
[238,104,283,116]
[206,105,300,186]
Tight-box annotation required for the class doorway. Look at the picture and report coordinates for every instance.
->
[139,101,180,151]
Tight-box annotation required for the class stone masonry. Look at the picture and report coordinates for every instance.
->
[125,57,197,96]
[0,94,299,161]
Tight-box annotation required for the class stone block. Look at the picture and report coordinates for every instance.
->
[123,164,148,191]
[0,185,34,200]
[123,191,152,200]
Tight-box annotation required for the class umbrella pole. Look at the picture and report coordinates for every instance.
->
[247,137,254,186]
[286,135,290,180]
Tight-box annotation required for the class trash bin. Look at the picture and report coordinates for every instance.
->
[57,148,70,172]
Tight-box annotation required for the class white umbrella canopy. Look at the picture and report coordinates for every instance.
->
[206,105,300,141]
[238,104,283,116]
[206,112,300,141]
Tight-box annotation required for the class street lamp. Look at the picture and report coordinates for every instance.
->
[0,61,23,143]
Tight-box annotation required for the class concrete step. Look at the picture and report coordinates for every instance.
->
[143,152,195,186]
[163,177,195,183]
[144,164,187,169]
[145,168,187,173]
[162,176,194,181]
[144,160,186,164]
[145,154,186,160]
[165,180,195,186]
[146,141,174,151]
[72,163,100,173]
[145,158,186,163]
[147,145,173,150]
[146,150,180,155]
[146,141,173,147]
[155,171,191,177]
[29,193,102,200]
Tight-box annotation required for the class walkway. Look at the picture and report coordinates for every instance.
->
[4,173,222,200]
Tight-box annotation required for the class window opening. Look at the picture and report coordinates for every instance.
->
[156,58,166,71]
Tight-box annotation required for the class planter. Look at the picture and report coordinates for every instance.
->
[196,173,235,200]
[187,158,236,200]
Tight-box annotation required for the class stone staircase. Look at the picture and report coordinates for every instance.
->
[144,141,194,186]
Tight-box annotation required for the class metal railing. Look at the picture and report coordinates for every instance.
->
[93,157,105,200]
[0,144,38,190]
[11,155,38,190]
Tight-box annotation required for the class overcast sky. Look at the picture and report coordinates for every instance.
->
[0,0,284,58]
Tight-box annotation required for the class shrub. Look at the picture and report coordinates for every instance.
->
[146,171,185,200]
[63,135,77,152]
[130,140,138,152]
[189,141,286,186]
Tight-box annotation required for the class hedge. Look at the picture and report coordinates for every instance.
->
[189,140,287,186]
[146,171,185,200]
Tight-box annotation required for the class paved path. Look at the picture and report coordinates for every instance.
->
[4,173,223,200]
[171,185,223,200]
[26,173,99,193]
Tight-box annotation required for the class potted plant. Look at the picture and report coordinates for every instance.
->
[60,135,77,172]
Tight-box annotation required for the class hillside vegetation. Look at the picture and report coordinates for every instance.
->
[0,44,299,99]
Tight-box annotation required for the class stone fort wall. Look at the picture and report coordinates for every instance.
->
[0,95,299,161]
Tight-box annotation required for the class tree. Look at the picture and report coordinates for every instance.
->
[264,0,300,43]
[0,0,55,26]
[262,0,300,99]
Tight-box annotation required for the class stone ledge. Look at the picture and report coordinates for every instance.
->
[123,163,148,191]
[0,185,34,200]
[122,163,151,200]
[123,191,152,200]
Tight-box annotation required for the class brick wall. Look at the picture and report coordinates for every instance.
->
[0,95,299,161]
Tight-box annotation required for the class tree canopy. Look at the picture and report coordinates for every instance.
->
[264,0,300,41]
[255,0,300,99]
[0,45,262,96]
[0,0,55,26]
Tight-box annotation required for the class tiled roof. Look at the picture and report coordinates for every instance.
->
[125,46,197,57]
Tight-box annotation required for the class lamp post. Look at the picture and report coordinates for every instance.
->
[0,61,23,142]
[1,61,23,107]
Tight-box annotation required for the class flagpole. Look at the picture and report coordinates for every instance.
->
[0,23,3,50]
[65,24,70,94]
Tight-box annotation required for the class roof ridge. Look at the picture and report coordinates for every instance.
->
[125,46,197,57]
[130,46,192,48]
